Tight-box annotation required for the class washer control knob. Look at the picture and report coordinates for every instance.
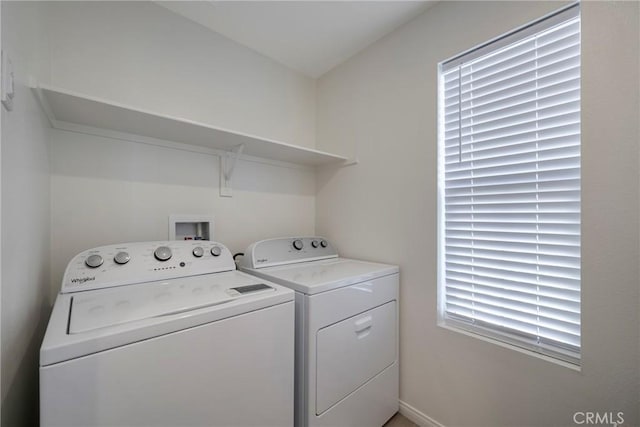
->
[114,251,130,265]
[154,246,172,261]
[85,254,104,269]
[320,240,328,248]
[210,246,222,257]
[311,240,319,248]
[192,247,204,258]
[292,239,304,250]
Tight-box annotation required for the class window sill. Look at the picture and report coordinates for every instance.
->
[438,321,582,372]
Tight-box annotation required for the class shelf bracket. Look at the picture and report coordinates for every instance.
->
[220,144,244,197]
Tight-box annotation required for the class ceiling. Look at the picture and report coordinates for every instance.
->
[157,1,436,78]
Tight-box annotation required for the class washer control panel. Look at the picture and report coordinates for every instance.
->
[62,241,235,293]
[242,237,338,269]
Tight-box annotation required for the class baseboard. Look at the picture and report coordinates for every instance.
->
[399,400,445,427]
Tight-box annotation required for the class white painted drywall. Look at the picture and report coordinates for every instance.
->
[49,129,315,295]
[157,1,435,78]
[45,1,316,149]
[44,1,318,294]
[316,1,640,426]
[1,1,51,425]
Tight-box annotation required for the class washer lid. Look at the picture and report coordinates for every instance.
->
[242,258,399,295]
[69,275,242,334]
[40,271,294,366]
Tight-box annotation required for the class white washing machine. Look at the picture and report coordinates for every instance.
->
[240,237,399,427]
[40,240,295,427]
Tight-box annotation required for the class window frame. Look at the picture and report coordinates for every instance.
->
[436,2,581,366]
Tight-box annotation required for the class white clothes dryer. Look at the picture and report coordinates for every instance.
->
[40,241,294,427]
[240,237,399,427]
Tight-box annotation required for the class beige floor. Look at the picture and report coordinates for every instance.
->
[384,412,419,427]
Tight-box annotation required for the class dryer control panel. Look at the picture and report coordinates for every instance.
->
[242,237,338,269]
[61,241,235,293]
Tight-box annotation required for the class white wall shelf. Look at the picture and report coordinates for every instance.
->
[33,85,351,167]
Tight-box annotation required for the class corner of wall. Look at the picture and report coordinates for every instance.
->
[1,1,52,425]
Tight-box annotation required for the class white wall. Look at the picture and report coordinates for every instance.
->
[46,1,316,149]
[45,1,318,294]
[49,130,316,294]
[316,2,640,426]
[1,1,51,425]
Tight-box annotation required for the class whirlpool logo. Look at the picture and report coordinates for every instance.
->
[70,277,95,285]
[257,258,269,263]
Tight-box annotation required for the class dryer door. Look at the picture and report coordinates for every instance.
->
[315,301,396,415]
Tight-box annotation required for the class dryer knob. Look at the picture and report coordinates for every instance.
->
[114,251,130,265]
[154,246,172,261]
[311,240,319,248]
[85,254,104,269]
[320,240,328,248]
[292,239,304,250]
[210,246,222,257]
[192,247,204,258]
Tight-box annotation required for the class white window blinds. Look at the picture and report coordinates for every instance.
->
[437,4,581,364]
